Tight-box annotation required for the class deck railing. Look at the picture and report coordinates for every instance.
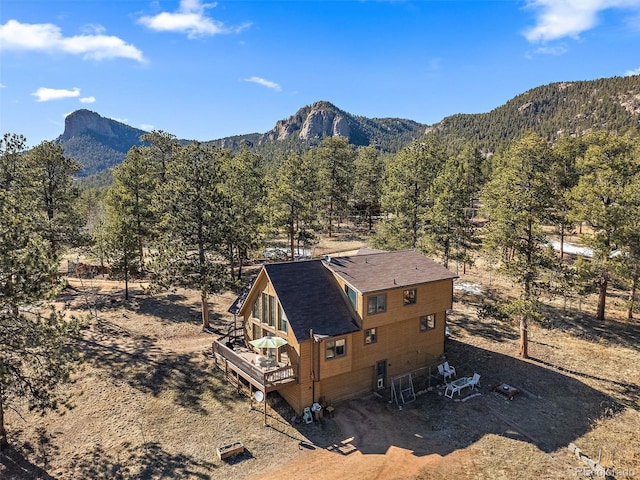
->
[212,340,297,391]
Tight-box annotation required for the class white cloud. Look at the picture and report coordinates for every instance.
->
[140,124,155,131]
[0,83,5,88]
[523,0,640,42]
[0,19,146,62]
[139,0,250,38]
[244,76,281,91]
[80,96,96,104]
[625,67,640,76]
[32,87,80,102]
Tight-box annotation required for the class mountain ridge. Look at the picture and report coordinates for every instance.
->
[57,75,640,178]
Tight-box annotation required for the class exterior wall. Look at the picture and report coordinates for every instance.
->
[362,279,453,329]
[238,267,453,416]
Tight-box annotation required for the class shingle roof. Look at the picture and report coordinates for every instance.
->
[323,250,456,293]
[264,260,360,343]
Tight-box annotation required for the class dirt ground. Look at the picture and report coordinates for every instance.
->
[1,247,639,479]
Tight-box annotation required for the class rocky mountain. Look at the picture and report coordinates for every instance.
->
[57,109,148,176]
[60,75,640,180]
[206,101,426,154]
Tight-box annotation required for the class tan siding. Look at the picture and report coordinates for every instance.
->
[318,335,353,379]
[363,279,453,329]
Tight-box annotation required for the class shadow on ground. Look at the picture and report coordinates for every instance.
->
[78,318,239,414]
[289,339,634,459]
[65,442,217,479]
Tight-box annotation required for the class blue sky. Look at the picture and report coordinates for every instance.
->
[2,0,640,148]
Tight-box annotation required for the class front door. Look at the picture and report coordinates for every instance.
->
[376,360,387,389]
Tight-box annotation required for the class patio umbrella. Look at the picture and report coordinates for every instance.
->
[249,334,288,350]
[249,334,288,361]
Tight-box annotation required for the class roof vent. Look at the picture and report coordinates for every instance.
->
[324,255,331,263]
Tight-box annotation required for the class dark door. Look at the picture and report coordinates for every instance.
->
[376,360,387,389]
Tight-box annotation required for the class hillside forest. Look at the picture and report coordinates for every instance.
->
[1,124,640,448]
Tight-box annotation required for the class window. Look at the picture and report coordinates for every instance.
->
[367,294,386,315]
[364,328,377,344]
[420,314,436,331]
[326,338,346,359]
[278,304,288,333]
[403,288,417,305]
[261,293,268,324]
[251,297,260,320]
[345,284,357,307]
[252,322,262,340]
[269,295,276,327]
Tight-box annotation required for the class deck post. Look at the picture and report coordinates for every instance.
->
[264,392,268,427]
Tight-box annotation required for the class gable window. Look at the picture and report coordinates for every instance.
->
[278,304,288,333]
[403,288,417,305]
[364,328,377,344]
[326,338,346,359]
[269,295,276,327]
[251,297,260,320]
[345,284,357,307]
[367,294,386,315]
[261,293,268,324]
[420,314,435,331]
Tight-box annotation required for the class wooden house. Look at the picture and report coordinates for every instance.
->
[213,249,456,415]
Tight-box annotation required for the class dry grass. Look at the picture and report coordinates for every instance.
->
[1,240,639,480]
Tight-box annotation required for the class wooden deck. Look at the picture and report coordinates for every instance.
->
[212,340,297,393]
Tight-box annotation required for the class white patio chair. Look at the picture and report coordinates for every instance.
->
[438,363,453,381]
[443,362,456,378]
[468,373,481,390]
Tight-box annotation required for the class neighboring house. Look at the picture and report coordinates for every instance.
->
[213,249,456,415]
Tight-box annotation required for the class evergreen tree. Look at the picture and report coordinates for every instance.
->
[376,135,446,249]
[267,152,320,260]
[0,134,83,449]
[27,140,82,256]
[220,147,266,281]
[423,152,477,270]
[352,145,384,230]
[316,136,356,237]
[150,142,230,329]
[570,132,640,321]
[481,132,556,358]
[106,146,158,273]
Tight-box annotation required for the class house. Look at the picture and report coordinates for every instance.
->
[213,249,456,415]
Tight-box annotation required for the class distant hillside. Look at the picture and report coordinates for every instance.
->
[57,75,640,179]
[207,100,426,156]
[432,75,640,151]
[57,109,148,177]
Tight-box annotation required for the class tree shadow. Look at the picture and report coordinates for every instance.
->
[79,318,240,414]
[0,444,57,480]
[540,303,640,351]
[66,442,217,479]
[292,339,635,458]
[450,310,518,343]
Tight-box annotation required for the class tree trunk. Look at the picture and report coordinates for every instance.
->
[201,291,210,330]
[519,314,529,358]
[628,277,637,320]
[559,224,565,260]
[597,276,607,322]
[0,397,7,450]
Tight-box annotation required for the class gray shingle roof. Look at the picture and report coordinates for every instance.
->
[264,260,360,343]
[324,250,456,293]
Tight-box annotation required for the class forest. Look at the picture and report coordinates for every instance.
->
[1,124,640,448]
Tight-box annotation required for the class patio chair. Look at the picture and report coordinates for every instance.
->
[468,373,481,390]
[438,363,453,381]
[443,362,456,378]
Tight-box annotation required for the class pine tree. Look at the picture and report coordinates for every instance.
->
[481,132,556,358]
[150,142,230,329]
[0,134,83,449]
[352,145,384,230]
